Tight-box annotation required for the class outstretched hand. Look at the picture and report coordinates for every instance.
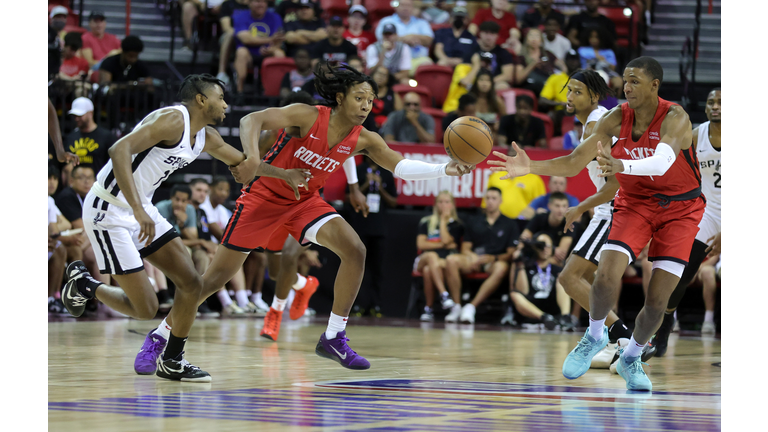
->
[596,141,623,177]
[486,142,530,180]
[445,160,475,176]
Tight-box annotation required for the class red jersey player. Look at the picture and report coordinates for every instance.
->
[489,57,704,391]
[157,62,474,370]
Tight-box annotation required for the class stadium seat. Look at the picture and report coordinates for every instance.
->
[497,88,538,112]
[531,112,554,143]
[548,136,564,150]
[561,115,576,135]
[320,0,350,19]
[599,6,640,49]
[365,0,395,23]
[414,64,454,107]
[260,57,296,97]
[392,84,433,110]
[422,107,447,143]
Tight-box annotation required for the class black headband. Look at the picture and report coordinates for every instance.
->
[570,71,587,84]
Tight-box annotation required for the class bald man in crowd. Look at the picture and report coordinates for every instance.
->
[380,91,436,143]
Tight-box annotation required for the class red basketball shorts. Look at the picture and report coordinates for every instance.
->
[604,193,705,265]
[220,189,340,253]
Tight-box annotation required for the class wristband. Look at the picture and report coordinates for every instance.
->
[620,143,676,176]
[394,159,449,180]
[342,157,358,184]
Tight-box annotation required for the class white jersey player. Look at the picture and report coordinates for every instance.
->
[60,74,288,382]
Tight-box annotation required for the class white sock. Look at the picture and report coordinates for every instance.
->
[293,274,307,290]
[704,310,714,322]
[155,318,172,340]
[588,315,606,340]
[250,291,262,303]
[217,289,232,307]
[271,297,287,311]
[235,290,249,308]
[622,335,645,359]
[246,290,252,297]
[228,289,235,297]
[325,312,348,339]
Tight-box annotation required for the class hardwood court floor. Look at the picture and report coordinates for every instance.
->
[48,316,721,431]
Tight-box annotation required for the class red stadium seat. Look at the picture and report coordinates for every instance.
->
[414,64,454,107]
[561,115,576,135]
[497,88,538,112]
[260,57,296,97]
[320,0,350,19]
[89,70,100,84]
[548,136,564,150]
[599,6,639,48]
[422,107,447,143]
[365,0,395,22]
[531,112,554,143]
[392,84,433,109]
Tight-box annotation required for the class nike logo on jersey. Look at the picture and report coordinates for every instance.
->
[309,134,320,140]
[330,346,347,359]
[293,146,342,173]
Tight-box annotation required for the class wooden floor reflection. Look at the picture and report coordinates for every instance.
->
[48,316,721,431]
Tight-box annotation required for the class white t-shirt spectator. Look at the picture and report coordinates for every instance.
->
[374,15,434,58]
[366,42,412,74]
[543,33,572,61]
[200,197,232,243]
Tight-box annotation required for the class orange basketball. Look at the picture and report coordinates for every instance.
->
[443,116,493,165]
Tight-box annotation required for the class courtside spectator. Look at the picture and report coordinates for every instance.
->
[181,0,225,50]
[312,16,358,66]
[280,48,314,98]
[59,33,90,80]
[498,95,547,148]
[466,69,507,136]
[519,192,577,266]
[82,11,122,68]
[369,65,403,131]
[520,176,580,219]
[380,92,435,143]
[461,21,515,91]
[565,0,617,49]
[343,5,376,61]
[284,0,326,57]
[48,195,69,314]
[99,36,152,84]
[442,93,478,131]
[216,0,250,85]
[542,17,572,63]
[64,97,117,174]
[233,0,285,94]
[433,7,475,68]
[366,24,412,84]
[375,0,435,74]
[469,0,520,50]
[484,150,546,220]
[521,0,566,31]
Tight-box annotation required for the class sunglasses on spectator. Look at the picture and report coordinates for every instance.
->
[405,102,420,107]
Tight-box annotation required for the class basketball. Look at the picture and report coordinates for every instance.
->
[443,116,493,165]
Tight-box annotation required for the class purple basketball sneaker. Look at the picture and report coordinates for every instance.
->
[315,331,370,370]
[134,330,168,375]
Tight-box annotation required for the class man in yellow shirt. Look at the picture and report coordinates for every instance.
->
[484,171,546,219]
[539,50,582,135]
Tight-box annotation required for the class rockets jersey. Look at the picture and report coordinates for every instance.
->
[581,105,614,219]
[96,105,206,208]
[247,105,362,203]
[696,121,721,215]
[613,97,702,200]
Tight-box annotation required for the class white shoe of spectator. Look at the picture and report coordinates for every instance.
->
[420,306,434,322]
[445,304,462,323]
[244,302,268,317]
[701,320,716,334]
[222,302,247,317]
[500,307,515,326]
[459,303,476,324]
[440,292,455,310]
[253,295,271,312]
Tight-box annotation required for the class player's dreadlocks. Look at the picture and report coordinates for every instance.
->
[313,61,378,108]
[178,74,225,103]
[561,69,612,102]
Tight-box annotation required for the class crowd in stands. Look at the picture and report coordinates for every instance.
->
[47,0,718,333]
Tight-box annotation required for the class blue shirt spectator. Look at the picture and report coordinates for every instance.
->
[375,0,434,59]
[232,7,283,58]
[434,26,475,65]
[577,47,617,71]
[528,191,580,212]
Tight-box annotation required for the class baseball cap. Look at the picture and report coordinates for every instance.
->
[298,0,315,8]
[50,5,68,19]
[565,49,580,60]
[329,16,344,26]
[69,97,94,116]
[382,23,397,34]
[349,5,368,16]
[451,7,468,17]
[89,11,106,21]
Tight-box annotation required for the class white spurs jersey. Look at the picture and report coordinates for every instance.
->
[696,121,721,215]
[581,106,615,219]
[95,105,206,208]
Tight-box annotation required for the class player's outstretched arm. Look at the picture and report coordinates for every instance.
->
[563,175,620,233]
[108,109,185,245]
[487,107,622,179]
[203,126,246,166]
[597,106,692,177]
[237,104,320,183]
[356,129,474,178]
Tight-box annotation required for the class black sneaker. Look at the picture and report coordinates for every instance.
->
[157,289,174,312]
[62,261,102,317]
[558,314,575,332]
[542,313,558,330]
[156,352,212,382]
[197,301,220,318]
[48,297,66,315]
[651,313,675,357]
